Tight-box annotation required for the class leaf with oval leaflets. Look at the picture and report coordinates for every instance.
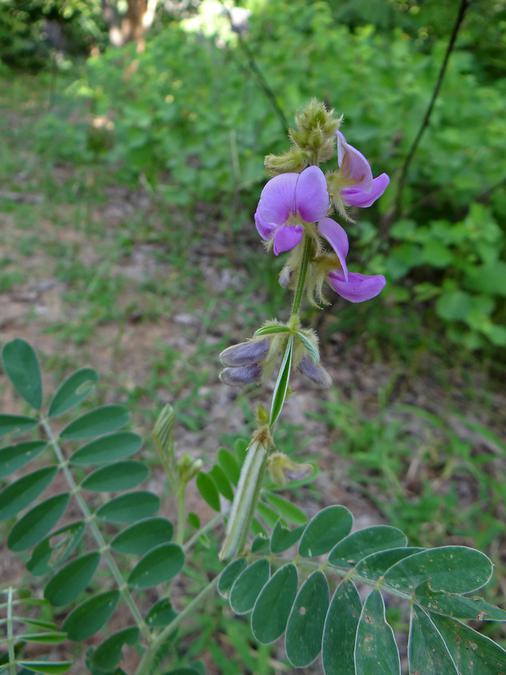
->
[298,505,353,558]
[17,661,72,674]
[48,368,98,418]
[92,626,140,671]
[354,590,400,675]
[44,552,100,607]
[81,460,148,492]
[128,543,184,589]
[408,606,458,675]
[218,558,247,597]
[414,583,506,622]
[257,500,281,528]
[355,547,424,582]
[0,466,57,520]
[146,598,177,628]
[328,526,407,568]
[285,571,329,668]
[251,563,298,644]
[111,517,173,555]
[270,522,305,553]
[28,521,85,576]
[196,472,220,511]
[217,448,240,485]
[60,405,129,440]
[229,559,270,615]
[2,339,43,409]
[63,590,119,641]
[264,492,307,526]
[322,580,362,675]
[96,491,160,524]
[430,613,506,674]
[70,432,143,466]
[209,464,234,500]
[0,414,38,438]
[383,546,493,594]
[8,493,70,552]
[0,440,47,479]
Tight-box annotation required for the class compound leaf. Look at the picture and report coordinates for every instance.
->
[251,563,298,644]
[60,405,129,440]
[329,526,407,568]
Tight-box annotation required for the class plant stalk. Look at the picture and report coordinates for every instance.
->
[6,588,16,675]
[40,417,152,644]
[291,234,312,317]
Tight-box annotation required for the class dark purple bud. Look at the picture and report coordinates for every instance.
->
[298,356,332,389]
[219,339,269,367]
[220,364,262,386]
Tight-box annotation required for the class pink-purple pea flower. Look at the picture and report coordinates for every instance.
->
[254,164,385,303]
[337,130,390,208]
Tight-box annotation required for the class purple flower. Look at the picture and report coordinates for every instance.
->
[255,166,329,255]
[337,131,389,208]
[319,216,386,303]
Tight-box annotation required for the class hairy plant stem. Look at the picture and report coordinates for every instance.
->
[135,575,219,675]
[40,416,152,644]
[6,588,16,675]
[175,485,186,546]
[290,234,312,318]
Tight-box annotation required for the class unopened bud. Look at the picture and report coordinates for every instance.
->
[219,339,269,367]
[178,453,203,483]
[219,364,261,386]
[265,148,307,175]
[298,356,332,389]
[268,452,313,486]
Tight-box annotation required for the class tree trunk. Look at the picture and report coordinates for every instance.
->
[103,0,158,47]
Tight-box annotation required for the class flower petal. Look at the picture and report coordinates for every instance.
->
[294,166,329,222]
[219,364,261,386]
[256,173,298,228]
[273,224,303,256]
[219,339,270,367]
[318,217,349,281]
[341,173,390,208]
[298,356,332,389]
[255,211,275,240]
[337,130,372,189]
[328,271,386,303]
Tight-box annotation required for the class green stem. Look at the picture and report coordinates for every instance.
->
[290,234,312,317]
[40,417,152,645]
[184,511,225,553]
[175,485,186,546]
[6,588,16,675]
[135,576,219,675]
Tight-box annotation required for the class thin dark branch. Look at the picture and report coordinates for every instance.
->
[387,0,471,225]
[221,5,289,136]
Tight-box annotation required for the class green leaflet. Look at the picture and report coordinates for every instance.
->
[218,558,247,597]
[270,522,305,553]
[0,440,46,477]
[2,339,43,409]
[355,547,424,581]
[95,491,160,523]
[196,471,221,511]
[146,598,177,628]
[48,367,98,417]
[285,570,329,668]
[81,460,148,491]
[322,581,362,675]
[430,613,506,674]
[328,525,407,568]
[229,559,270,615]
[408,606,458,675]
[128,543,184,589]
[44,552,100,607]
[0,466,57,520]
[63,590,120,641]
[92,627,140,671]
[69,432,142,466]
[354,590,400,675]
[299,505,353,557]
[414,583,506,622]
[8,493,70,552]
[269,336,293,426]
[384,546,493,594]
[251,563,298,644]
[60,404,129,440]
[110,517,173,555]
[0,414,38,439]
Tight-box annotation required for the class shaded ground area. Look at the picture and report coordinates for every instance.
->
[1,75,505,671]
